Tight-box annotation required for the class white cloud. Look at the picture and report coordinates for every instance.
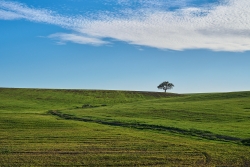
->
[48,33,109,46]
[1,0,250,52]
[0,1,76,28]
[0,9,22,19]
[77,0,250,51]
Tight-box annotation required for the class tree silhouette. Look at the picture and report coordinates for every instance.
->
[157,81,174,93]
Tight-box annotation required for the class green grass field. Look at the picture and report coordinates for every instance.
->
[0,88,250,166]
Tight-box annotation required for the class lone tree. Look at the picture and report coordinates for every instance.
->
[157,81,174,93]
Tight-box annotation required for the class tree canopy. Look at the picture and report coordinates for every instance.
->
[157,81,174,92]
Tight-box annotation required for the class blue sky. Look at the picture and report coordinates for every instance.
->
[0,0,250,93]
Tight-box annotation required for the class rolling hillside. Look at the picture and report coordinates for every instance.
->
[0,88,249,166]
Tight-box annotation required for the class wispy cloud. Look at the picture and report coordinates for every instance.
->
[48,33,109,46]
[0,1,76,27]
[1,0,250,52]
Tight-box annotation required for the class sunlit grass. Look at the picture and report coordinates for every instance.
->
[0,88,250,166]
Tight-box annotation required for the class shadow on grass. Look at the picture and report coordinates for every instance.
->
[48,110,249,146]
[241,139,250,146]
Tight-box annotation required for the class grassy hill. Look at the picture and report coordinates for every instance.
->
[0,88,250,166]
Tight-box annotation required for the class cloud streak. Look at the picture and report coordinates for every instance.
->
[48,33,109,46]
[0,1,77,28]
[1,0,250,51]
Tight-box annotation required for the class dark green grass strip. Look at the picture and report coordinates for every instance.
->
[49,110,248,145]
